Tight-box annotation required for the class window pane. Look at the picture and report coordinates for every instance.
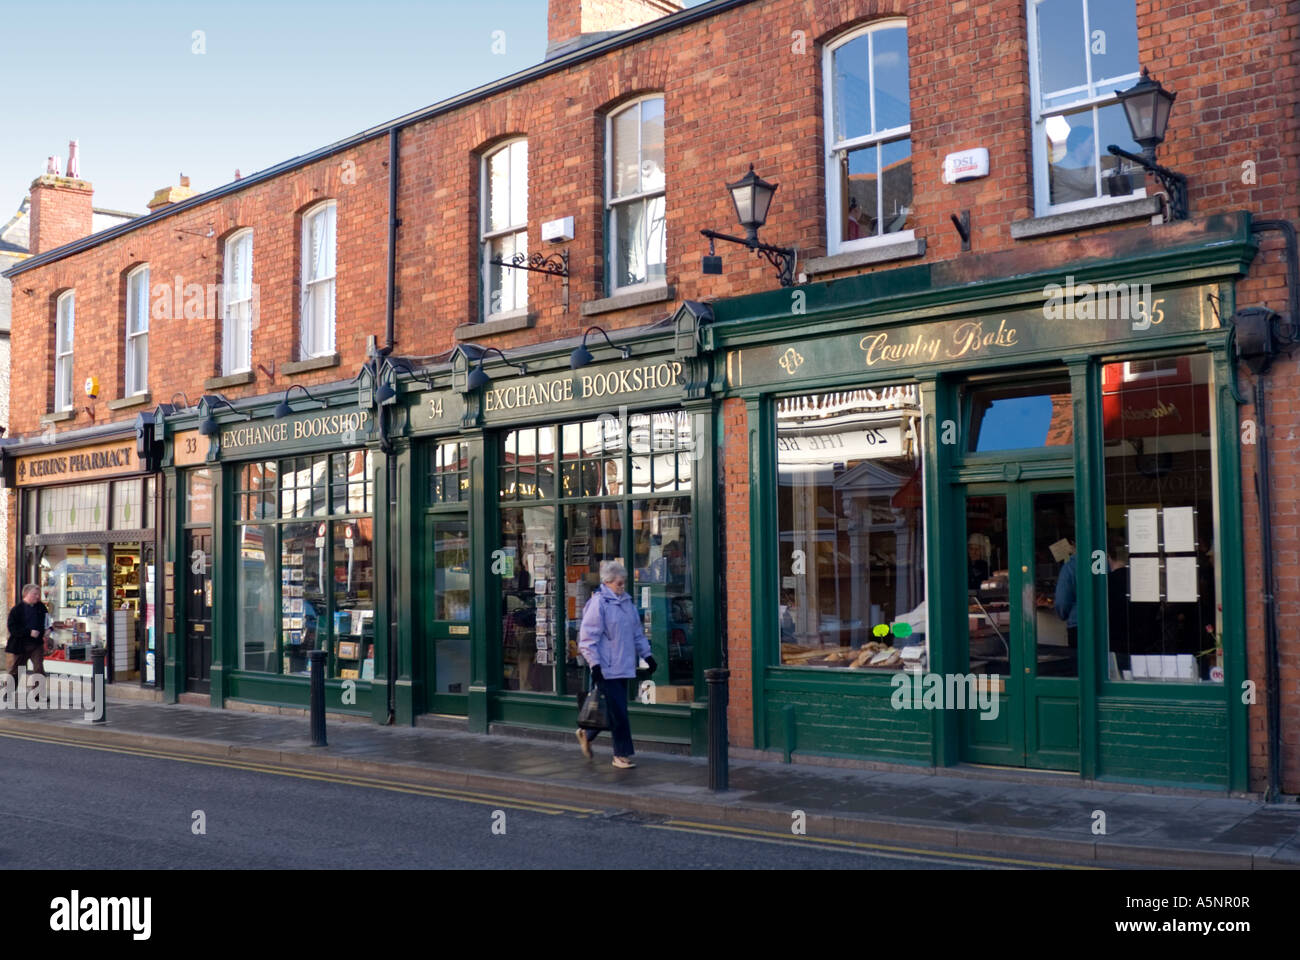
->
[967,379,1074,452]
[1046,109,1098,205]
[1087,0,1138,85]
[501,505,556,693]
[831,33,871,143]
[510,140,528,227]
[632,497,693,687]
[872,27,910,131]
[1102,355,1219,682]
[332,518,375,680]
[561,502,623,694]
[840,144,878,242]
[1036,0,1087,101]
[487,146,512,233]
[433,519,471,694]
[614,196,665,288]
[237,523,277,672]
[186,469,214,525]
[880,137,913,233]
[111,479,141,529]
[1096,100,1143,189]
[776,386,927,668]
[57,294,74,352]
[640,98,665,193]
[612,105,640,199]
[966,494,1010,677]
[485,231,528,315]
[39,483,108,533]
[281,521,327,676]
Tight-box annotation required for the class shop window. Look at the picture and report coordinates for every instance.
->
[39,483,108,533]
[824,21,913,253]
[633,497,693,685]
[607,96,666,292]
[185,469,214,525]
[500,427,556,500]
[55,290,75,413]
[966,377,1074,453]
[775,386,926,668]
[1101,353,1220,682]
[500,505,557,693]
[481,139,528,319]
[125,265,150,396]
[280,455,329,518]
[110,479,146,529]
[237,461,278,521]
[329,450,373,515]
[1028,0,1143,213]
[33,544,108,656]
[561,418,625,497]
[300,201,336,358]
[629,410,694,493]
[223,229,254,375]
[237,521,277,673]
[430,441,470,504]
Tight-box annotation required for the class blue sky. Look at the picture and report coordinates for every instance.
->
[0,0,707,216]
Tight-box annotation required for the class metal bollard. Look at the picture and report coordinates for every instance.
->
[308,650,327,747]
[705,667,730,792]
[90,647,106,724]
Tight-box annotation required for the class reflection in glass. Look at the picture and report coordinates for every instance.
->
[966,495,1009,676]
[500,506,556,693]
[967,379,1074,452]
[238,523,277,672]
[633,498,693,686]
[281,521,327,676]
[1034,491,1078,677]
[562,503,623,694]
[332,518,374,680]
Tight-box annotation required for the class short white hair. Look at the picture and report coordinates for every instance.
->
[600,560,627,583]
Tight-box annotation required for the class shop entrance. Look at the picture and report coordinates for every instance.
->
[424,514,471,714]
[184,530,213,693]
[960,480,1080,770]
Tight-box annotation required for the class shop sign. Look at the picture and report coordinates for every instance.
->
[725,284,1216,388]
[16,439,138,487]
[480,360,684,418]
[173,430,208,467]
[406,390,466,434]
[218,410,372,454]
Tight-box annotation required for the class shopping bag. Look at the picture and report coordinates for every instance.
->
[577,683,609,731]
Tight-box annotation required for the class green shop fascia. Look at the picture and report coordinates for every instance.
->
[711,212,1257,791]
[159,323,721,754]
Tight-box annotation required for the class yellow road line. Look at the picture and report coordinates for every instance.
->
[0,728,598,816]
[659,819,1105,870]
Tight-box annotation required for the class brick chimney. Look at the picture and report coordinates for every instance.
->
[28,140,94,255]
[147,174,196,212]
[547,0,681,58]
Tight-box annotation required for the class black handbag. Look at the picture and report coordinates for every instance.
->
[577,681,609,731]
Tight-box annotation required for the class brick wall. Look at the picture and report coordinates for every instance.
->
[28,176,93,256]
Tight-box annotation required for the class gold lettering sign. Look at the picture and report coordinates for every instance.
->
[483,361,683,414]
[173,430,206,466]
[220,411,371,451]
[16,439,138,487]
[860,318,1018,368]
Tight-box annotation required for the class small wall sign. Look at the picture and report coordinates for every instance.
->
[942,148,990,184]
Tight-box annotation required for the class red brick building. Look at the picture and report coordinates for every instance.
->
[4,0,1297,796]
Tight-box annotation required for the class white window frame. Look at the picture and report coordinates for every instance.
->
[125,265,149,396]
[54,290,74,412]
[823,20,914,257]
[480,139,529,320]
[1027,0,1144,217]
[606,94,667,294]
[223,228,254,374]
[300,201,337,359]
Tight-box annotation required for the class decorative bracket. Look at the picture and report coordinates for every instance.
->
[700,229,797,287]
[1107,144,1189,221]
[489,248,570,311]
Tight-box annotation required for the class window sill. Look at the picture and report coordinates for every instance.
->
[802,235,926,278]
[455,310,536,341]
[41,409,75,424]
[581,283,674,317]
[1010,196,1163,239]
[281,353,340,375]
[107,393,151,410]
[204,370,255,390]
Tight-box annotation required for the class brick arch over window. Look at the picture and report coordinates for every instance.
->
[810,0,909,48]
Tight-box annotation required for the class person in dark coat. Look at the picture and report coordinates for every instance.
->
[6,584,49,688]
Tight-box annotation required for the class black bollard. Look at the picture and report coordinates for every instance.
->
[308,649,327,747]
[90,647,106,724]
[705,667,730,792]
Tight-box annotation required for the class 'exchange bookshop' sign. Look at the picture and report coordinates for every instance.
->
[220,410,372,454]
[726,284,1216,388]
[482,360,685,416]
[16,439,137,487]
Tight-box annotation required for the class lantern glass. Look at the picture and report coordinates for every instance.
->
[726,166,778,238]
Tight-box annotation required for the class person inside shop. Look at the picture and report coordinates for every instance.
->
[1105,533,1132,670]
[576,560,655,769]
[967,533,991,591]
[650,537,687,587]
[1054,543,1079,648]
[6,584,49,695]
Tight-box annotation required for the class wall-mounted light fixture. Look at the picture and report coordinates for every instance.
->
[700,164,797,287]
[1107,68,1188,220]
[273,383,327,419]
[570,326,631,369]
[199,394,251,436]
[467,347,528,391]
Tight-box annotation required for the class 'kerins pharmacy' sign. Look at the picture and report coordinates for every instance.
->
[16,440,137,487]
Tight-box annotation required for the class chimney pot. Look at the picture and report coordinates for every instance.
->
[67,139,80,179]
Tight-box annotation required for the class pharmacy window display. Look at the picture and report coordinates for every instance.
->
[775,386,927,670]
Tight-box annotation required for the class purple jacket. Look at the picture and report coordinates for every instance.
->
[578,584,651,679]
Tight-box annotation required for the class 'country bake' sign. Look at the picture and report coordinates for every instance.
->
[16,440,138,487]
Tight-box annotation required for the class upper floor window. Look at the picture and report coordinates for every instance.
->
[301,201,336,358]
[54,291,74,413]
[481,139,528,319]
[607,96,665,292]
[223,229,254,374]
[824,21,913,254]
[125,265,149,396]
[1028,0,1143,213]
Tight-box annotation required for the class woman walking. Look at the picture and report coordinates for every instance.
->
[576,560,655,768]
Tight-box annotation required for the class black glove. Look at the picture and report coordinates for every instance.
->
[645,656,658,675]
[591,665,603,682]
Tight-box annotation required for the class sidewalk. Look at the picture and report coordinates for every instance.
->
[1,694,1296,869]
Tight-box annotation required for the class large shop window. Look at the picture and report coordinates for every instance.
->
[1101,354,1221,682]
[1028,0,1143,212]
[498,410,695,695]
[776,387,926,669]
[234,452,375,679]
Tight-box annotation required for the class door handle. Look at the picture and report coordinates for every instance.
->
[1025,667,1031,674]
[1021,565,1028,573]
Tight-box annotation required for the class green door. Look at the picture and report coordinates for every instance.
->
[425,515,472,715]
[961,480,1080,770]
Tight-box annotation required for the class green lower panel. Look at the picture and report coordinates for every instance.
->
[1097,699,1229,787]
[225,672,379,718]
[492,692,696,745]
[764,681,932,763]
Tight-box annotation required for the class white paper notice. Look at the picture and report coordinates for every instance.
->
[1165,555,1199,603]
[1162,506,1196,553]
[1127,509,1159,554]
[1129,557,1161,602]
